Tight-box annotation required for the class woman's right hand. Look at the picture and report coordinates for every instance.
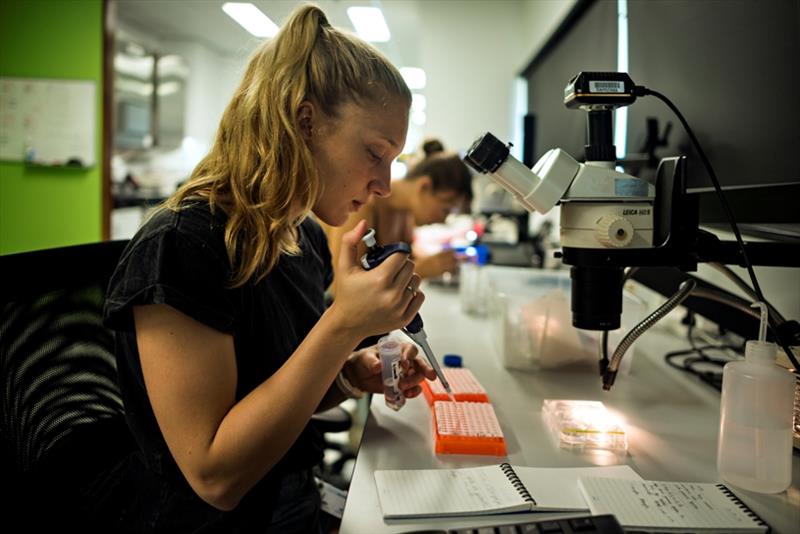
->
[329,220,424,338]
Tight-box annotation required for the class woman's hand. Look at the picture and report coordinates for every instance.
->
[329,220,424,339]
[415,249,459,279]
[343,342,437,398]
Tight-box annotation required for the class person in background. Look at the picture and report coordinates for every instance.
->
[325,138,473,288]
[95,5,435,533]
[406,137,444,168]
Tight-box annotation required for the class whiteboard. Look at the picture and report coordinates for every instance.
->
[0,77,96,167]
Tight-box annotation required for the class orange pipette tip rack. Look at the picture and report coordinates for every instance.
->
[421,368,490,405]
[432,401,507,456]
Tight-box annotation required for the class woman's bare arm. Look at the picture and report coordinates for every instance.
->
[134,221,424,511]
[134,302,360,511]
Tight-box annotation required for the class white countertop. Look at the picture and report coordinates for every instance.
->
[339,280,800,533]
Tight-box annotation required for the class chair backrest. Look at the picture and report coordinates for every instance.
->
[0,240,134,523]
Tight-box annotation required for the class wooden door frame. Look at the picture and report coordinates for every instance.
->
[101,0,116,240]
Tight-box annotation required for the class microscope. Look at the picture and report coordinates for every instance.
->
[464,72,800,389]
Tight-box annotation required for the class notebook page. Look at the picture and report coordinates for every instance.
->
[374,465,531,518]
[513,465,643,511]
[578,477,767,532]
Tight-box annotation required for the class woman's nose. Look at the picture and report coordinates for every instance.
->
[369,165,392,198]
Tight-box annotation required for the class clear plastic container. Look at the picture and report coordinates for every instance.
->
[542,400,627,454]
[459,262,489,316]
[717,304,795,493]
[378,335,405,411]
[485,266,646,372]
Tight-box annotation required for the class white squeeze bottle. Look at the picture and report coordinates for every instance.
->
[717,302,795,493]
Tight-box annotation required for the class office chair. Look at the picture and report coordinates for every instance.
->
[312,405,358,489]
[0,240,135,530]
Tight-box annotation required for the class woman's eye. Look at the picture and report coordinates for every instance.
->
[367,149,381,163]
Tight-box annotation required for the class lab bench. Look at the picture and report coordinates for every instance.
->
[339,281,800,533]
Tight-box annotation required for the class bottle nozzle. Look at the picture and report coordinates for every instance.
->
[751,301,768,343]
[362,228,377,249]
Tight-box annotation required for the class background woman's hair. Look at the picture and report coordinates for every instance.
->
[406,148,474,205]
[161,4,411,287]
[421,138,445,158]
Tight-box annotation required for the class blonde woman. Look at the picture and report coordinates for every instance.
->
[99,5,434,532]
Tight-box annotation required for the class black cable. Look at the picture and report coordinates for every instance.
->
[686,321,743,358]
[664,322,744,390]
[599,330,609,375]
[637,85,799,373]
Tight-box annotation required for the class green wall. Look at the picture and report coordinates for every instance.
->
[0,0,103,255]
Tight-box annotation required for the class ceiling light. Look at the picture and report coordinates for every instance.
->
[411,93,426,112]
[222,2,279,38]
[347,6,391,42]
[400,67,426,90]
[115,54,154,80]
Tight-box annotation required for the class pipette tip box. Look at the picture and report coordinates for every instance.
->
[422,368,490,405]
[432,401,507,456]
[542,399,627,454]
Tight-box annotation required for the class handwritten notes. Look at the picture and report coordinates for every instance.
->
[374,466,529,518]
[578,477,768,532]
[373,464,642,519]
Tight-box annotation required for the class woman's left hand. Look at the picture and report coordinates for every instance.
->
[343,342,437,398]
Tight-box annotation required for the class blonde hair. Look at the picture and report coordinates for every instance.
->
[162,4,410,287]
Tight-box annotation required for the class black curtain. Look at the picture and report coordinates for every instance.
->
[627,0,800,190]
[523,0,799,224]
[524,0,617,162]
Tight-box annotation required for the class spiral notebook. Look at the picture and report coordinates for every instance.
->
[578,477,769,533]
[374,463,641,519]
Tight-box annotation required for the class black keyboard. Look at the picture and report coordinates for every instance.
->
[402,514,624,534]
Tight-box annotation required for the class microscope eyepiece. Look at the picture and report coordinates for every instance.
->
[464,132,510,174]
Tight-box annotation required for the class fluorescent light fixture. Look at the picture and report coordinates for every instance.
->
[400,67,426,90]
[347,6,391,42]
[114,53,155,80]
[614,0,629,159]
[411,93,426,112]
[157,81,181,97]
[115,78,153,97]
[222,2,279,38]
[125,42,146,57]
[158,55,189,78]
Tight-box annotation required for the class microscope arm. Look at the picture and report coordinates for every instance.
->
[695,233,800,268]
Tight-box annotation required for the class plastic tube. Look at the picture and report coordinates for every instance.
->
[379,336,405,411]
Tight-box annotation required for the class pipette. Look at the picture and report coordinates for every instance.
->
[360,229,456,402]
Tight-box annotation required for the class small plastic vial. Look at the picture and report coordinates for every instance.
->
[717,303,795,493]
[378,335,405,411]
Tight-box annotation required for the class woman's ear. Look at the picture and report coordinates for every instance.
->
[415,175,433,195]
[297,101,314,141]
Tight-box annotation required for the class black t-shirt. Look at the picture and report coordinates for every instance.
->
[103,201,329,529]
